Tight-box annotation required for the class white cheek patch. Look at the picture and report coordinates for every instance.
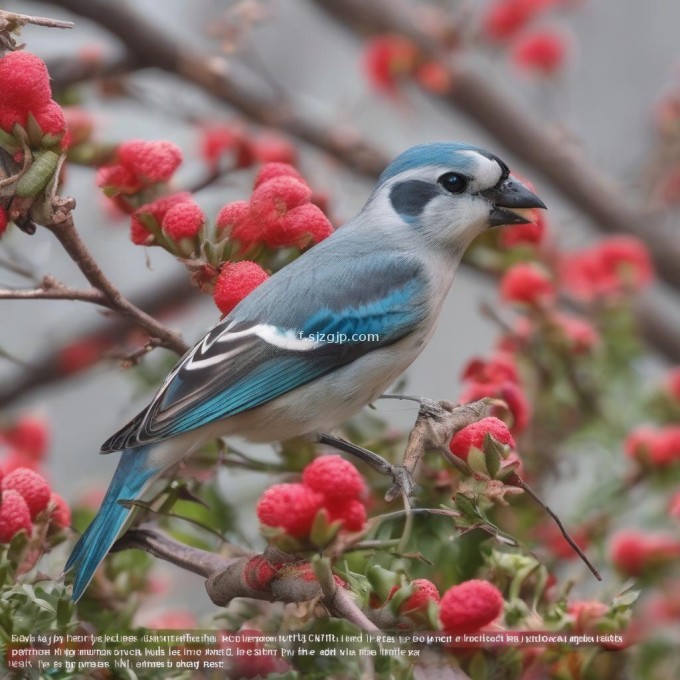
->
[458,150,503,191]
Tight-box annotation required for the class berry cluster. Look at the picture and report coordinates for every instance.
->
[0,51,70,235]
[610,530,680,578]
[625,425,680,469]
[97,139,183,198]
[216,163,333,254]
[362,34,451,96]
[482,0,570,76]
[0,51,68,148]
[0,414,49,476]
[0,468,70,543]
[449,416,522,480]
[459,354,531,435]
[256,455,367,541]
[199,123,296,171]
[560,236,654,301]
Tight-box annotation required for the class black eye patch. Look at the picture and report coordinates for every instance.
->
[390,180,440,217]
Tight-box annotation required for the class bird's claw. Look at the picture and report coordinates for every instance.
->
[384,465,415,503]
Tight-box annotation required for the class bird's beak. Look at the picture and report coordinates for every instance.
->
[483,176,547,227]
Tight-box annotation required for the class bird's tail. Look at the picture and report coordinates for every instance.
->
[65,446,158,601]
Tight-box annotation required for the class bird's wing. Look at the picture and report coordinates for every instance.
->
[101,252,429,452]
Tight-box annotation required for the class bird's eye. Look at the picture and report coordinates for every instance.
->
[438,172,468,195]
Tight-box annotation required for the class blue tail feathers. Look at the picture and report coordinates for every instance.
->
[65,446,157,601]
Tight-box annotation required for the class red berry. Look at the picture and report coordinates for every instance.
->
[256,483,324,538]
[213,261,269,315]
[49,493,71,529]
[131,192,193,245]
[2,415,49,461]
[459,380,531,434]
[401,579,440,614]
[552,313,599,354]
[500,262,555,305]
[669,492,680,519]
[0,451,40,476]
[625,426,680,468]
[461,354,519,385]
[264,203,333,249]
[499,211,546,247]
[0,489,32,542]
[610,531,680,577]
[97,164,141,195]
[117,139,182,183]
[512,29,569,75]
[362,35,419,95]
[0,52,52,115]
[0,206,9,236]
[449,417,515,462]
[216,201,265,250]
[302,455,365,500]
[57,337,108,374]
[325,498,367,532]
[33,100,66,136]
[253,163,306,189]
[249,177,313,225]
[199,123,244,170]
[665,368,680,402]
[251,133,297,165]
[161,201,204,241]
[2,468,51,519]
[415,61,452,93]
[561,236,653,301]
[568,600,608,633]
[482,0,554,42]
[439,580,504,633]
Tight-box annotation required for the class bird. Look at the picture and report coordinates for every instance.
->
[65,141,546,601]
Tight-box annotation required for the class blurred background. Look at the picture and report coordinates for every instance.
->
[2,0,680,621]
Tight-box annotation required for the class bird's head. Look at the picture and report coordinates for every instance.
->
[366,142,546,251]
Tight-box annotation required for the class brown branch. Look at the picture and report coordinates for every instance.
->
[312,0,680,294]
[115,528,381,633]
[0,275,107,304]
[0,8,74,31]
[43,212,188,355]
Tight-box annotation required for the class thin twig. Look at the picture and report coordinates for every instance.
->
[43,212,188,355]
[511,476,602,581]
[0,9,74,30]
[0,276,107,305]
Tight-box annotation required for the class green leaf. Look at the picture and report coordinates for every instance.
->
[467,447,489,477]
[483,433,504,479]
[453,493,479,519]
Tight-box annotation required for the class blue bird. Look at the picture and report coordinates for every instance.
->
[65,141,545,601]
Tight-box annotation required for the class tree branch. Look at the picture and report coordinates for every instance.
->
[0,8,74,31]
[0,275,108,304]
[114,528,380,633]
[43,212,188,355]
